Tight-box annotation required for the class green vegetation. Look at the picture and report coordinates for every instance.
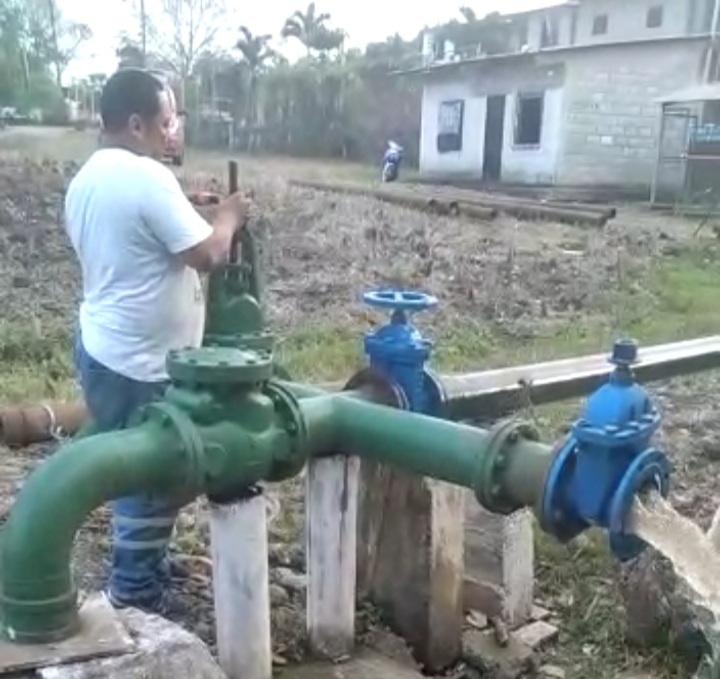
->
[0,0,91,114]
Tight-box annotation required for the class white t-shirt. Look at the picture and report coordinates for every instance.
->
[64,148,213,382]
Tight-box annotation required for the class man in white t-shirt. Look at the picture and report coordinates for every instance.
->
[65,68,250,617]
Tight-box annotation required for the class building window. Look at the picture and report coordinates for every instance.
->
[592,14,608,35]
[540,16,560,48]
[514,93,544,147]
[647,5,664,28]
[437,100,464,153]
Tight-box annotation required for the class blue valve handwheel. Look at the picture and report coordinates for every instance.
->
[363,289,438,312]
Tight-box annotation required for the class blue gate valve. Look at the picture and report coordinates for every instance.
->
[540,338,671,561]
[362,289,440,414]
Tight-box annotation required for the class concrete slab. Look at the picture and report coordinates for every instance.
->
[0,593,133,674]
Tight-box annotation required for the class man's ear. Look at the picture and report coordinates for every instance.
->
[128,113,143,135]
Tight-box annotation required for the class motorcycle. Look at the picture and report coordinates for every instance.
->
[381,141,403,183]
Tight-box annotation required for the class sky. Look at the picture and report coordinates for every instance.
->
[59,0,554,81]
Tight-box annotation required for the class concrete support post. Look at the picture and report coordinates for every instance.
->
[357,461,465,672]
[306,454,360,659]
[209,487,272,679]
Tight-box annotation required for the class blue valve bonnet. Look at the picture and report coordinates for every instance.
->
[362,289,438,413]
[540,338,670,561]
[610,338,638,366]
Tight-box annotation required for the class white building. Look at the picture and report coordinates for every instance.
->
[402,0,720,194]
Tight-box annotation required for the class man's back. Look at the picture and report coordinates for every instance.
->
[65,148,209,382]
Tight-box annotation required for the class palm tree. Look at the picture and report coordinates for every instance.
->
[235,26,274,128]
[459,6,477,23]
[236,26,274,73]
[281,3,342,56]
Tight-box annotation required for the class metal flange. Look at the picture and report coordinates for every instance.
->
[167,346,273,386]
[475,418,540,515]
[204,330,275,353]
[262,380,308,481]
[343,367,409,409]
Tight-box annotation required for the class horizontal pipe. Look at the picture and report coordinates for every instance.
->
[299,395,553,512]
[12,336,720,448]
[0,402,88,447]
[440,335,720,421]
[290,179,497,220]
[0,422,184,643]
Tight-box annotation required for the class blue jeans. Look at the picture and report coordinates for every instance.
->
[74,332,180,611]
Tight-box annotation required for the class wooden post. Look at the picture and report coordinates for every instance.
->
[306,454,360,659]
[209,486,272,679]
[464,501,534,627]
[356,462,465,672]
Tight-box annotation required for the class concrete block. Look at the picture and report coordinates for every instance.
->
[464,501,534,628]
[38,608,225,679]
[462,629,537,679]
[515,620,559,649]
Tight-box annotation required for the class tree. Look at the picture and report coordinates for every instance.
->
[281,2,344,56]
[116,38,145,68]
[235,26,274,125]
[145,0,230,82]
[120,0,149,66]
[27,0,92,85]
[0,0,80,109]
[459,6,477,23]
[236,26,274,74]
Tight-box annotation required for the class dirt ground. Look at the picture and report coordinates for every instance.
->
[1,127,720,678]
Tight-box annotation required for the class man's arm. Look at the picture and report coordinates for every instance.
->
[140,161,248,272]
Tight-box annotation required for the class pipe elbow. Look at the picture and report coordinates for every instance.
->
[0,423,182,643]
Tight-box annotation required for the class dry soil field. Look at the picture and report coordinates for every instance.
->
[1,126,720,678]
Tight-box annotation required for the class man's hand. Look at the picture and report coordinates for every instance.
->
[180,192,254,272]
[216,192,252,232]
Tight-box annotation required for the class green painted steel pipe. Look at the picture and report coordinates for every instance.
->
[0,423,184,643]
[298,394,552,513]
[0,382,553,645]
[0,388,293,644]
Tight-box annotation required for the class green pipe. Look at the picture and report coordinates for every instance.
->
[276,381,330,399]
[0,423,184,643]
[299,395,553,513]
[0,390,290,644]
[0,382,553,645]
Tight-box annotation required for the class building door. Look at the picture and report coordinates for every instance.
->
[483,95,506,182]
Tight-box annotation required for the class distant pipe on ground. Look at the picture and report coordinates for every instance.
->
[289,178,608,227]
[289,178,496,221]
[0,402,88,447]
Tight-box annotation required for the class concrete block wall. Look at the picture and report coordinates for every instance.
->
[573,0,693,45]
[556,40,707,190]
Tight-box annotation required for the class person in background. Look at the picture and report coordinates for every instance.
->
[64,68,250,617]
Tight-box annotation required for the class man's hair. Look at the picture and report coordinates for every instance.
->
[100,68,166,132]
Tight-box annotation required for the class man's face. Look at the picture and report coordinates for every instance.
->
[129,88,175,159]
